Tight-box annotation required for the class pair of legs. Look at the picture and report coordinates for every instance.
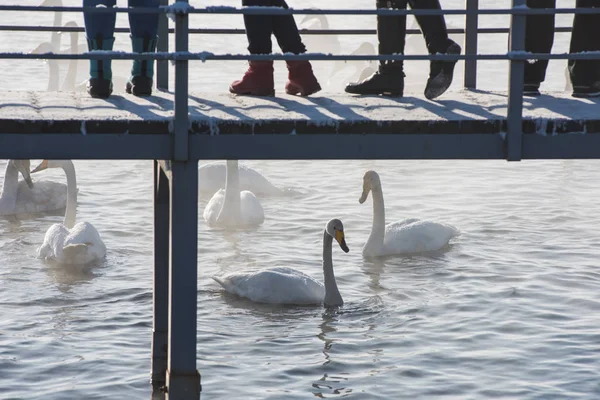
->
[83,0,159,98]
[525,0,600,97]
[230,0,321,96]
[345,0,461,99]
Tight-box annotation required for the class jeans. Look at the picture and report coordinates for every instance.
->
[83,0,159,40]
[242,0,306,55]
[525,0,600,86]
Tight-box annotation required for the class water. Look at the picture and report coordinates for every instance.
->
[2,1,600,399]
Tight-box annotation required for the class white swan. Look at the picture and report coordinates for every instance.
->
[0,160,34,216]
[33,160,106,265]
[203,160,265,228]
[329,42,376,88]
[198,161,283,197]
[213,218,350,306]
[359,170,459,257]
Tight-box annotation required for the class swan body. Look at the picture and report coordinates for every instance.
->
[14,180,68,214]
[34,160,106,265]
[203,160,265,228]
[359,170,459,257]
[213,219,349,306]
[330,42,376,88]
[198,161,283,196]
[0,160,34,216]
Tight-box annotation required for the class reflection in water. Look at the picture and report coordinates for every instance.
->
[361,258,387,294]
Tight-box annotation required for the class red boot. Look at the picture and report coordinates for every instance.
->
[229,60,275,96]
[285,61,322,96]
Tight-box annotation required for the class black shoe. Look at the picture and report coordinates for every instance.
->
[524,84,541,96]
[424,41,461,100]
[126,76,153,96]
[572,81,600,98]
[344,70,404,97]
[87,78,113,99]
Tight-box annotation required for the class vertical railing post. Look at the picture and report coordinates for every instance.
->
[151,160,170,388]
[464,0,479,89]
[157,0,169,91]
[507,0,526,161]
[166,1,201,399]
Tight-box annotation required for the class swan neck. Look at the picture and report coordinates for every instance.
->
[48,60,59,91]
[219,160,241,221]
[0,163,19,210]
[63,162,77,228]
[62,33,79,90]
[368,187,386,246]
[323,230,343,307]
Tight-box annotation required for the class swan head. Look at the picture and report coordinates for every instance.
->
[9,160,34,188]
[325,219,349,253]
[358,170,381,204]
[31,159,73,173]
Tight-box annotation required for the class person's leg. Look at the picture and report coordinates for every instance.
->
[569,0,600,97]
[83,0,117,98]
[271,0,321,96]
[408,0,461,100]
[230,0,276,96]
[345,0,408,96]
[127,0,160,96]
[523,0,555,95]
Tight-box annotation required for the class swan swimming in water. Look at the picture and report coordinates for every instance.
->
[203,160,265,228]
[198,161,284,197]
[359,170,459,257]
[33,160,106,265]
[0,160,34,216]
[213,218,349,306]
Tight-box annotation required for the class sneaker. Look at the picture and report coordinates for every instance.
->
[87,78,113,99]
[424,41,461,100]
[345,70,404,97]
[572,81,600,98]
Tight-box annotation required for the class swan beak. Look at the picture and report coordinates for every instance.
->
[335,230,350,253]
[31,160,49,174]
[358,186,370,204]
[23,172,34,189]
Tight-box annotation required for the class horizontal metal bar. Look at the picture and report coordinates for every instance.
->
[5,51,600,62]
[1,6,600,17]
[0,25,578,36]
[0,134,171,159]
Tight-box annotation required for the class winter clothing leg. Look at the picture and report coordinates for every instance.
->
[569,0,600,97]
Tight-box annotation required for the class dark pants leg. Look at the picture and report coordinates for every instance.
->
[83,0,117,40]
[408,0,451,54]
[242,0,305,54]
[569,0,600,86]
[128,0,160,38]
[524,0,555,86]
[377,0,408,73]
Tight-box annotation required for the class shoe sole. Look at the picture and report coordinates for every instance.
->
[286,83,322,97]
[424,43,461,100]
[345,88,403,97]
[229,86,275,96]
[572,90,600,98]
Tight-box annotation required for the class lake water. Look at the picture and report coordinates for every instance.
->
[1,1,600,399]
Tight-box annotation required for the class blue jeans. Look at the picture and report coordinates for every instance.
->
[83,0,159,40]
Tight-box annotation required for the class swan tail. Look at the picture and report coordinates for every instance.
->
[62,243,90,261]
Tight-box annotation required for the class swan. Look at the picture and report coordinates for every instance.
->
[203,160,265,227]
[213,218,350,306]
[0,160,34,216]
[33,160,106,265]
[39,0,63,52]
[329,42,376,88]
[359,170,459,257]
[198,161,283,196]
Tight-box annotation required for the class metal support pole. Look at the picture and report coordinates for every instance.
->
[173,3,189,162]
[506,0,526,161]
[166,160,200,400]
[464,0,479,89]
[151,160,170,388]
[157,0,169,91]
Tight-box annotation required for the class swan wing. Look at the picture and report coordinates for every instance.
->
[198,162,282,196]
[60,221,106,265]
[383,219,460,255]
[240,190,264,226]
[203,189,225,226]
[15,180,68,214]
[213,267,324,305]
[38,223,69,260]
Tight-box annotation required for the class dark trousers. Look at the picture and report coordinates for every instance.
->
[378,0,452,71]
[83,0,159,40]
[525,0,600,86]
[242,0,306,55]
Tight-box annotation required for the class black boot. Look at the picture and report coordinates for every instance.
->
[86,35,114,99]
[126,35,157,96]
[345,0,407,97]
[424,39,461,100]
